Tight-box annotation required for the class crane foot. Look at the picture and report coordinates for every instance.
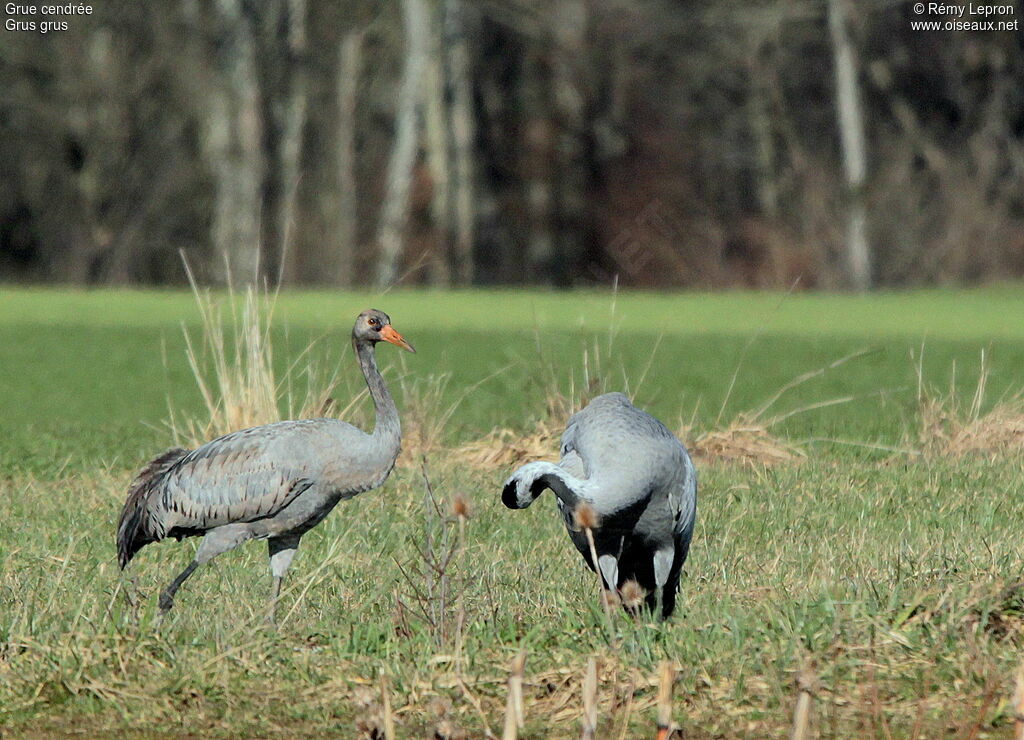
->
[158,590,175,613]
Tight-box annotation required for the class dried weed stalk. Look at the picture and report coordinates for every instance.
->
[582,657,599,740]
[655,661,678,740]
[916,350,1024,459]
[790,660,818,740]
[394,458,472,650]
[502,652,527,740]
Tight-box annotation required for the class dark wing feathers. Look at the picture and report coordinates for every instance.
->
[116,447,190,568]
[116,423,327,567]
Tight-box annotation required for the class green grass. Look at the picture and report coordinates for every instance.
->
[1,286,1023,738]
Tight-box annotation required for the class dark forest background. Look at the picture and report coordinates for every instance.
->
[1,0,1022,290]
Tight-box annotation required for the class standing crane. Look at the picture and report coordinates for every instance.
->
[501,392,696,619]
[116,309,414,620]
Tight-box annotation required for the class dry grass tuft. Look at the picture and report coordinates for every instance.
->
[451,426,560,470]
[687,416,806,467]
[920,396,1024,459]
[886,580,1024,644]
[453,347,869,471]
[456,412,806,471]
[169,262,342,447]
[352,685,387,739]
[680,348,881,467]
[427,341,865,472]
[963,580,1024,641]
[431,695,469,740]
[454,412,805,471]
[397,368,512,468]
[917,351,1024,459]
[451,391,571,469]
[682,349,877,467]
[393,372,466,466]
[452,410,807,471]
[433,717,468,740]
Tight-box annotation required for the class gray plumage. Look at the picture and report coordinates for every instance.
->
[116,309,415,618]
[501,392,697,619]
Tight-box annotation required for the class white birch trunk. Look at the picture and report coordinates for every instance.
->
[523,52,554,279]
[422,6,452,286]
[375,0,429,288]
[827,0,871,290]
[549,0,589,286]
[749,55,779,218]
[445,0,476,285]
[332,28,365,287]
[276,0,309,285]
[204,0,263,285]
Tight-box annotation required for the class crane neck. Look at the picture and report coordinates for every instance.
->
[539,468,587,510]
[354,338,401,445]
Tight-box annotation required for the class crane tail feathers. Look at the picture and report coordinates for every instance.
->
[117,447,189,569]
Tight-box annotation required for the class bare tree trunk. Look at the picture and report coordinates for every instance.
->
[522,46,555,282]
[330,28,365,287]
[422,5,452,286]
[375,0,429,288]
[204,0,263,285]
[445,0,476,285]
[276,0,309,286]
[749,51,779,218]
[549,0,590,287]
[59,27,117,283]
[827,0,871,291]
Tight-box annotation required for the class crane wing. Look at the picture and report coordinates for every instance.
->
[559,414,587,470]
[670,453,698,545]
[158,423,324,533]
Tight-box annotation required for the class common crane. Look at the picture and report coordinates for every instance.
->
[502,393,696,619]
[116,309,414,620]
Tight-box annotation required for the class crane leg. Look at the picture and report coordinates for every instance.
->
[652,547,676,621]
[159,524,254,613]
[597,554,619,592]
[267,535,300,624]
[159,560,198,613]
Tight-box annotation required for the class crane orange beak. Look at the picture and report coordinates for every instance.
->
[380,324,416,353]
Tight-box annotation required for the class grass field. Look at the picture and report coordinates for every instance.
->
[2,286,1024,738]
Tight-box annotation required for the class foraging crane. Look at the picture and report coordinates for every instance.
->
[501,393,696,619]
[116,309,414,619]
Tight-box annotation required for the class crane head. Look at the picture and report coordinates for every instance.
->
[354,309,416,353]
[502,462,550,509]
